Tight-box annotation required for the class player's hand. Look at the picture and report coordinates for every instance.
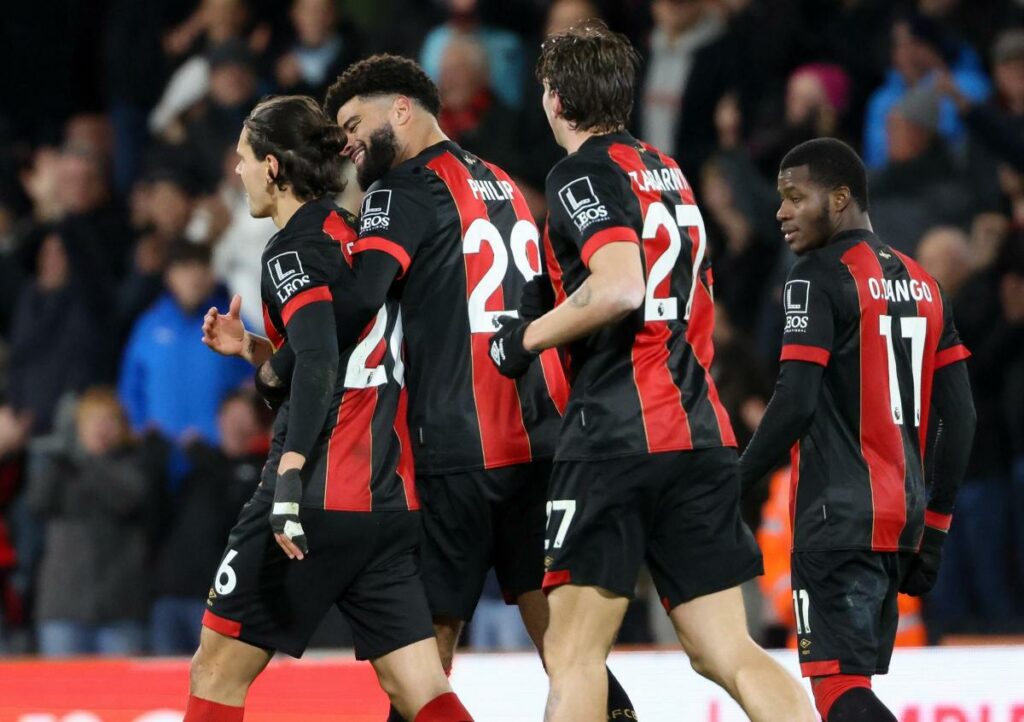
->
[270,468,308,560]
[488,315,538,378]
[202,294,246,357]
[519,273,556,321]
[899,525,946,596]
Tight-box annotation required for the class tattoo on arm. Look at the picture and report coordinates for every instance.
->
[245,334,257,362]
[257,361,283,389]
[569,282,593,308]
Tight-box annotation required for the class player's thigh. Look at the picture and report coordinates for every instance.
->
[668,585,754,676]
[647,447,763,611]
[493,461,550,605]
[543,458,650,600]
[204,498,372,658]
[191,624,273,689]
[416,471,496,621]
[791,550,896,678]
[337,510,436,663]
[544,584,629,668]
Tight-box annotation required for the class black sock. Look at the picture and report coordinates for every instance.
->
[385,705,406,722]
[827,687,897,722]
[606,666,637,720]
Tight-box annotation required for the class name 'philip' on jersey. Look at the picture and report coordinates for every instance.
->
[468,178,515,201]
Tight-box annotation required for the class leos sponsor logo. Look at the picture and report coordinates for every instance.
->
[360,189,392,233]
[267,251,311,303]
[783,279,811,333]
[558,176,608,231]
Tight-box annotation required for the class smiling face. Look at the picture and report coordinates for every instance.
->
[336,95,401,190]
[776,165,834,255]
[235,128,275,218]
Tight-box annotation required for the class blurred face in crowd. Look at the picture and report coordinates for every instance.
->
[786,72,828,126]
[886,111,933,163]
[210,62,256,108]
[995,57,1024,113]
[236,128,276,217]
[916,227,973,295]
[776,165,836,254]
[77,398,127,456]
[337,95,402,190]
[204,0,249,41]
[37,233,69,291]
[891,22,941,85]
[292,0,336,47]
[56,151,107,215]
[652,0,705,37]
[165,259,216,312]
[149,180,194,239]
[439,38,489,111]
[218,396,261,457]
[545,0,599,37]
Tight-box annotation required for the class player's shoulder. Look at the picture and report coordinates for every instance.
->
[546,146,620,188]
[786,250,836,283]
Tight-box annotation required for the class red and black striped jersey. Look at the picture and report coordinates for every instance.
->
[781,230,970,552]
[351,141,568,474]
[543,131,736,461]
[260,198,416,512]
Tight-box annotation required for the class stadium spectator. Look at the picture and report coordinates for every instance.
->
[916,226,974,297]
[118,243,249,447]
[862,13,990,170]
[25,388,152,656]
[272,0,362,100]
[420,0,526,109]
[149,390,264,655]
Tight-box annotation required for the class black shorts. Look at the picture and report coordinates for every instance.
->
[790,549,913,678]
[203,496,434,660]
[417,461,550,621]
[543,447,762,611]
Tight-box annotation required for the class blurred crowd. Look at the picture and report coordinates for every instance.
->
[0,0,1022,657]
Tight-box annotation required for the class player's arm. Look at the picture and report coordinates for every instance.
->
[739,258,835,495]
[202,294,277,367]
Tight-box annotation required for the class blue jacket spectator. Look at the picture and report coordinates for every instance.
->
[119,243,249,445]
[863,15,990,169]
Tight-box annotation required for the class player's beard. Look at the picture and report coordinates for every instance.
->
[356,123,398,190]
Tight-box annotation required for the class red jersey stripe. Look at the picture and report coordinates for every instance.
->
[686,276,737,447]
[841,242,907,551]
[324,386,377,510]
[935,344,970,369]
[281,286,332,326]
[262,302,284,350]
[781,344,832,366]
[392,389,418,510]
[608,141,693,451]
[352,236,412,276]
[789,441,801,541]
[580,225,641,268]
[323,209,357,266]
[924,509,952,531]
[543,222,568,306]
[426,152,533,468]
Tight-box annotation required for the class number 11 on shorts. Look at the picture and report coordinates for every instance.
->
[545,500,576,550]
[793,589,811,634]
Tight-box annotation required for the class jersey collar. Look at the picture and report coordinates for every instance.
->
[828,228,879,248]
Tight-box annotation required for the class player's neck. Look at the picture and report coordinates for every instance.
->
[560,125,624,155]
[395,120,448,166]
[829,212,873,241]
[271,192,306,229]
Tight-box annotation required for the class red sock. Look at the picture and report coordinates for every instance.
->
[812,675,872,720]
[184,695,245,722]
[413,692,473,722]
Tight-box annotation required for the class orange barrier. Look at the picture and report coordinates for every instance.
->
[0,657,388,722]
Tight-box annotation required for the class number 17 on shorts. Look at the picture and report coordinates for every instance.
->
[545,499,576,550]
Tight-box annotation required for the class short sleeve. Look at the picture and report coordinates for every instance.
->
[263,232,337,328]
[779,257,835,366]
[352,175,432,277]
[934,291,971,369]
[545,157,639,269]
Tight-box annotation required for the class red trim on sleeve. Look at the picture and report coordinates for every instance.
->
[352,236,411,277]
[780,344,831,366]
[541,569,572,594]
[924,509,952,532]
[281,286,333,326]
[800,659,841,678]
[934,344,970,369]
[202,610,241,638]
[580,225,640,268]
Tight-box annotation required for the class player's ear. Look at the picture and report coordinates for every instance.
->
[265,154,279,185]
[831,186,851,213]
[392,95,412,126]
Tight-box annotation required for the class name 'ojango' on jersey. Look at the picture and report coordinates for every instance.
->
[544,131,736,461]
[350,141,569,475]
[260,197,415,512]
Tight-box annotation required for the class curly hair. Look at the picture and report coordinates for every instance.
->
[780,138,869,212]
[243,95,347,201]
[324,54,441,121]
[535,20,641,133]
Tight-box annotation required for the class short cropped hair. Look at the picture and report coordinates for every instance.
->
[780,138,870,211]
[535,19,641,133]
[324,54,441,120]
[244,95,346,200]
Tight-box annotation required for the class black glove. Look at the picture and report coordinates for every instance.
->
[270,468,308,555]
[900,524,947,596]
[519,273,556,321]
[488,315,538,378]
